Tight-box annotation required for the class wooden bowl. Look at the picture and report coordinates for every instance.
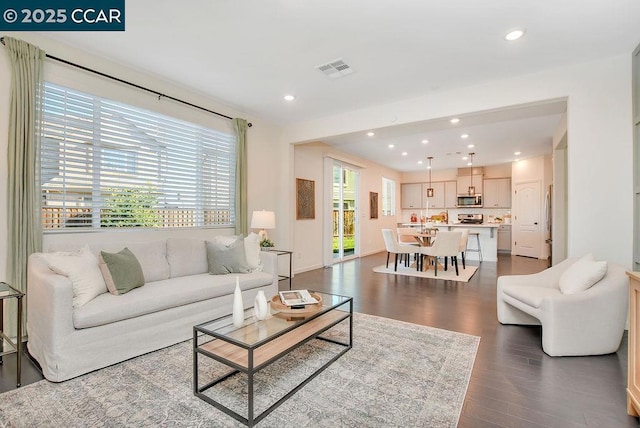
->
[269,292,323,315]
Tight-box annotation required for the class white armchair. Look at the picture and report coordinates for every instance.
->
[497,257,628,356]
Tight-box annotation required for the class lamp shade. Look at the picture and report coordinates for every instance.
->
[251,210,275,229]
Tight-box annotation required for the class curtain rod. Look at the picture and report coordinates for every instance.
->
[0,37,252,127]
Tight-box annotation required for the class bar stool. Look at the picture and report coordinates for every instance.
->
[467,231,483,263]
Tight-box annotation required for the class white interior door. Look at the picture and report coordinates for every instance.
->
[513,181,542,258]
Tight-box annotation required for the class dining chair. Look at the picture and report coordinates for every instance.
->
[419,231,462,276]
[382,229,420,271]
[397,227,420,263]
[457,228,470,269]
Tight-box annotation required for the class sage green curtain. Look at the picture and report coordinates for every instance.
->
[233,118,248,236]
[5,37,45,334]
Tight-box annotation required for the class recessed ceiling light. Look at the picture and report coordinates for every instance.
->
[402,152,408,156]
[467,162,472,166]
[450,118,460,124]
[422,139,429,144]
[467,144,475,148]
[417,160,423,165]
[367,131,375,137]
[504,29,526,41]
[462,156,468,160]
[388,144,395,148]
[514,151,521,155]
[461,134,469,139]
[284,94,295,101]
[427,165,432,170]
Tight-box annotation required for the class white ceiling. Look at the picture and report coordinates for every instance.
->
[42,0,640,171]
[321,100,566,171]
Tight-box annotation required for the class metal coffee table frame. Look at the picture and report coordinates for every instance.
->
[193,292,352,427]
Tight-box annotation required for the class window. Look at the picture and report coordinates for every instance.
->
[40,82,236,230]
[382,177,396,216]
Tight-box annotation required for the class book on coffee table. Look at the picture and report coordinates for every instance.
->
[278,290,319,306]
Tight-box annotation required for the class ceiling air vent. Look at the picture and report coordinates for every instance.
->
[316,58,354,79]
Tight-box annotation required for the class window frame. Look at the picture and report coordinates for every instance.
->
[381,177,396,216]
[40,82,237,231]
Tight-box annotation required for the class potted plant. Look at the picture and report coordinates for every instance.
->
[259,238,275,250]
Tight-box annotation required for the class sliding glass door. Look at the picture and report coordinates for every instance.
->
[332,163,358,261]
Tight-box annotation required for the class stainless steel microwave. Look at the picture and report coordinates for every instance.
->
[457,194,483,207]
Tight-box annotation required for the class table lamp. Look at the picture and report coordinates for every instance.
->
[251,210,275,241]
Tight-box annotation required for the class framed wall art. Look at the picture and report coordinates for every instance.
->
[370,192,378,219]
[296,178,315,220]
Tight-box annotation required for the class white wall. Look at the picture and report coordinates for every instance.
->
[0,34,286,283]
[283,54,634,267]
[293,142,401,273]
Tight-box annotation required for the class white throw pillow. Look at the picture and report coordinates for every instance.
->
[45,245,108,307]
[244,232,263,271]
[558,254,608,294]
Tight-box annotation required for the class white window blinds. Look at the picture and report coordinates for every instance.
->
[41,82,236,229]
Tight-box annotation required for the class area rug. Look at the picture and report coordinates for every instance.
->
[0,313,479,428]
[373,263,478,282]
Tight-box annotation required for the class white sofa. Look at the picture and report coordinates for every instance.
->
[27,238,279,382]
[497,257,628,357]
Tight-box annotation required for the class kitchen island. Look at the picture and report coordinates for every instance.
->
[399,216,502,262]
[434,224,500,262]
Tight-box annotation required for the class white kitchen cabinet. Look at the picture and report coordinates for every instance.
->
[456,174,483,195]
[401,183,423,209]
[484,178,511,208]
[423,182,445,209]
[497,224,512,252]
[424,181,457,209]
[445,181,458,208]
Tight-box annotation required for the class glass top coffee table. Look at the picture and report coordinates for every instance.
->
[193,291,352,427]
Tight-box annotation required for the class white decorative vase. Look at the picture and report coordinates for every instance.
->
[232,277,244,328]
[254,290,268,320]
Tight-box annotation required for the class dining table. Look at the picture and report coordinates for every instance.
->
[411,230,438,271]
[413,230,438,247]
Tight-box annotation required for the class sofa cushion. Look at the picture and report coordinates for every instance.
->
[559,254,608,294]
[206,238,251,275]
[502,285,562,309]
[43,245,107,308]
[73,271,274,329]
[85,241,170,283]
[166,238,208,278]
[99,248,146,295]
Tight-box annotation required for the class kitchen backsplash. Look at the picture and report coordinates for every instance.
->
[400,208,511,224]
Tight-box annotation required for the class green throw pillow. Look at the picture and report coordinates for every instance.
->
[99,247,145,295]
[206,238,251,275]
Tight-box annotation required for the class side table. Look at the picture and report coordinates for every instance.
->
[0,282,24,387]
[263,249,293,290]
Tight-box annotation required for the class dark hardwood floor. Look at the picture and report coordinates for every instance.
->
[292,253,638,427]
[1,253,637,427]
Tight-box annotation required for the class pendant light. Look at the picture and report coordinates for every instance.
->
[426,157,434,198]
[468,152,476,196]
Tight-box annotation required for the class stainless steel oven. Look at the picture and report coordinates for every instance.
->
[457,194,483,208]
